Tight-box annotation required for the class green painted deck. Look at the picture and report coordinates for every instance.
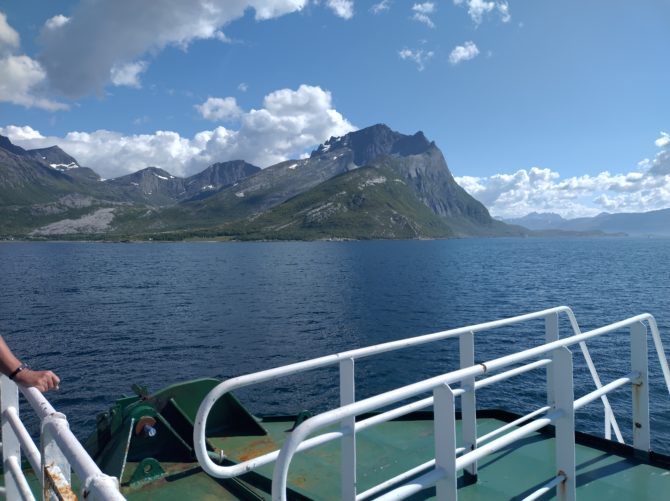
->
[5,413,670,499]
[114,414,670,500]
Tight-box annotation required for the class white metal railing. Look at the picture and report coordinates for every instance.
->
[0,376,125,501]
[194,306,670,500]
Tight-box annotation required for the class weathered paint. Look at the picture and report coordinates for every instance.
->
[44,463,78,501]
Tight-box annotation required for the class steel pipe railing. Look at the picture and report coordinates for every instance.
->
[191,308,670,500]
[0,377,125,501]
[270,313,668,500]
[196,306,617,479]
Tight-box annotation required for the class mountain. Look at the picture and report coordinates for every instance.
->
[154,166,456,240]
[145,124,513,236]
[0,132,264,235]
[182,161,260,201]
[105,166,186,206]
[213,165,520,240]
[179,124,439,224]
[0,125,523,239]
[0,135,28,156]
[504,212,568,231]
[506,210,670,236]
[103,161,262,207]
[25,145,80,170]
[0,139,92,206]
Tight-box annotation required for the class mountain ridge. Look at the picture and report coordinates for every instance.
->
[0,125,524,240]
[505,210,670,236]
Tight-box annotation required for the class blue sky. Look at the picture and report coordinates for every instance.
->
[0,0,669,218]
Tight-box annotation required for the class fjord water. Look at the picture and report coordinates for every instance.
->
[1,238,670,452]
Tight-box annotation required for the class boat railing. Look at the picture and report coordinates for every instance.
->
[0,376,125,500]
[193,307,670,500]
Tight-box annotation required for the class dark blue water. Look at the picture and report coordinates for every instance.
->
[1,238,670,452]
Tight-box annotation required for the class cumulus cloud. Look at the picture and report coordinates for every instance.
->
[1,84,355,179]
[110,61,148,88]
[449,41,479,65]
[371,0,391,14]
[412,2,436,28]
[327,0,354,19]
[196,97,243,121]
[455,132,670,218]
[399,48,434,71]
[453,0,509,25]
[0,12,67,111]
[37,1,316,98]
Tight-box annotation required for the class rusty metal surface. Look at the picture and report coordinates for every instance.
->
[44,463,78,501]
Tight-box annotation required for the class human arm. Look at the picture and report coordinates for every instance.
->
[0,336,60,393]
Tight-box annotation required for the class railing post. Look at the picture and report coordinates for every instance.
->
[42,413,72,501]
[459,331,477,482]
[630,321,650,455]
[434,383,457,501]
[552,347,576,501]
[1,376,22,500]
[545,313,559,407]
[340,357,357,500]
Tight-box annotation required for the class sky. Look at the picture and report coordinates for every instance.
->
[0,0,668,219]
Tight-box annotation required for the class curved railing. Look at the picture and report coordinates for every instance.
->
[193,307,670,500]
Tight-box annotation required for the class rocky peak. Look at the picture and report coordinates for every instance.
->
[311,124,433,166]
[0,135,28,156]
[27,145,80,170]
[197,160,260,183]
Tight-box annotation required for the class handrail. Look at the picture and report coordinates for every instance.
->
[271,313,669,500]
[195,305,620,478]
[0,376,125,501]
[192,308,670,500]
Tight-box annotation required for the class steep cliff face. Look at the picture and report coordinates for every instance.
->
[378,145,492,223]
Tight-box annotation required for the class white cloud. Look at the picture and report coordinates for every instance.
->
[196,97,243,121]
[44,15,71,31]
[0,12,67,110]
[327,0,354,19]
[412,2,435,14]
[0,54,68,111]
[371,0,391,14]
[399,48,434,71]
[449,41,479,65]
[455,132,670,218]
[454,0,509,25]
[0,12,19,53]
[110,60,148,88]
[238,82,248,92]
[497,2,511,23]
[37,1,321,98]
[412,2,436,28]
[1,84,356,179]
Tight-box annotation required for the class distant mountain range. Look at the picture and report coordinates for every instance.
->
[0,124,524,240]
[504,211,670,237]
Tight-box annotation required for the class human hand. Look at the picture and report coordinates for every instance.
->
[14,369,60,393]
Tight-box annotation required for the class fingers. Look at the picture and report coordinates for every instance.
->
[38,371,60,392]
[16,369,61,393]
